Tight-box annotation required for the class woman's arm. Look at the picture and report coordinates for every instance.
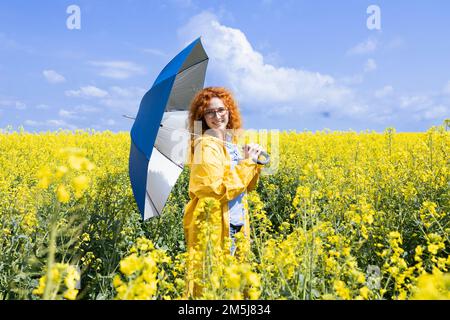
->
[247,166,262,192]
[189,139,259,202]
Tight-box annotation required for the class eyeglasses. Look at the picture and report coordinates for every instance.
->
[204,107,228,118]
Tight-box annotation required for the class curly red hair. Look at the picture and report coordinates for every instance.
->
[188,87,242,135]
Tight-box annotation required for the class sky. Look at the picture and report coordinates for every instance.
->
[0,0,449,133]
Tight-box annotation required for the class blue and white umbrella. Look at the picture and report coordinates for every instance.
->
[129,38,209,220]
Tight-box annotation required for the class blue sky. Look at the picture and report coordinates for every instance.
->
[0,0,449,132]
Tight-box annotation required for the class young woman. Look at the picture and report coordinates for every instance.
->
[183,87,264,297]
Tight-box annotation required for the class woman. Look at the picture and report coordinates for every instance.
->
[183,87,263,297]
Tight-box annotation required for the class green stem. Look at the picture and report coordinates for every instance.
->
[43,215,57,300]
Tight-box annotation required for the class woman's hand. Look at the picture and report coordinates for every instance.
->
[243,143,263,163]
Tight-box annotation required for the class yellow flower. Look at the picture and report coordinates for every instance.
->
[63,288,78,300]
[334,280,351,300]
[248,272,261,287]
[56,184,70,203]
[68,155,83,170]
[411,270,450,300]
[72,175,90,198]
[32,276,47,296]
[428,243,440,255]
[120,254,142,276]
[389,231,401,239]
[37,167,52,189]
[113,275,123,288]
[359,286,370,299]
[55,166,68,179]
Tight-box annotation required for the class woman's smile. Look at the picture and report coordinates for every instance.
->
[204,97,229,131]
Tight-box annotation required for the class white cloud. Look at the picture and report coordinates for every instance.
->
[364,59,377,72]
[0,33,34,54]
[43,70,66,84]
[88,61,146,79]
[178,12,355,116]
[105,119,116,126]
[16,102,26,110]
[386,37,405,50]
[375,85,394,98]
[47,120,65,126]
[142,48,167,57]
[266,105,294,116]
[64,85,145,113]
[399,95,433,110]
[59,109,78,119]
[47,119,77,129]
[100,86,146,112]
[340,74,364,85]
[444,81,450,95]
[24,119,77,130]
[74,105,100,113]
[66,86,109,98]
[414,105,449,121]
[36,104,50,110]
[109,86,146,98]
[0,99,26,110]
[24,120,40,126]
[398,93,448,122]
[347,38,378,55]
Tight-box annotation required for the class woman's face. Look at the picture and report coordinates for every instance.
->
[203,97,229,131]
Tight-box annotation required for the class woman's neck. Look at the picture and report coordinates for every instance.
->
[205,128,226,141]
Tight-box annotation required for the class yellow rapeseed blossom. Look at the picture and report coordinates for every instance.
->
[1,126,448,300]
[56,184,70,203]
[411,270,450,300]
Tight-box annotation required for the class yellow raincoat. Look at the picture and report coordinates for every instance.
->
[183,134,262,297]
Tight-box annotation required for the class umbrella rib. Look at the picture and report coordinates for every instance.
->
[146,189,161,217]
[154,145,185,169]
[178,57,209,75]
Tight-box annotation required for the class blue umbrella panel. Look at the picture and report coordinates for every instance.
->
[129,38,208,220]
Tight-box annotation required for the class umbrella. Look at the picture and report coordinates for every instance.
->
[129,38,208,220]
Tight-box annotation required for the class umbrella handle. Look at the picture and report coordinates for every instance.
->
[255,150,270,165]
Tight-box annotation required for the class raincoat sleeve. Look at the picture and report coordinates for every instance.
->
[247,166,262,192]
[189,138,259,202]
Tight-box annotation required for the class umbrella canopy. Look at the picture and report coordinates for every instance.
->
[129,38,209,220]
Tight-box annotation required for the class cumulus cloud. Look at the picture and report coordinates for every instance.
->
[364,59,377,72]
[444,81,450,95]
[74,105,100,113]
[175,12,448,131]
[374,85,394,98]
[65,86,109,99]
[347,38,378,55]
[24,120,40,126]
[396,92,449,123]
[0,99,26,110]
[414,105,449,121]
[88,61,146,79]
[340,74,364,85]
[24,119,77,130]
[178,11,355,116]
[36,104,50,110]
[399,95,433,110]
[142,48,167,57]
[105,119,116,126]
[59,109,78,119]
[65,85,145,114]
[99,86,147,112]
[43,70,66,84]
